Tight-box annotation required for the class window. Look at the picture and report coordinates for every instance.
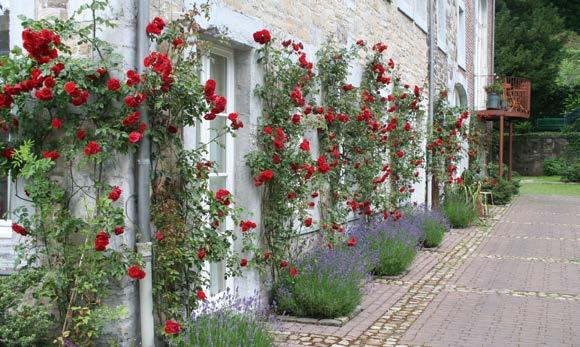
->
[0,9,10,239]
[398,0,428,32]
[437,0,447,51]
[457,4,466,68]
[197,47,236,296]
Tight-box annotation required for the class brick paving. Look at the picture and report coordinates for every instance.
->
[275,194,580,346]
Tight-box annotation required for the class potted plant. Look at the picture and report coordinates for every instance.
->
[484,81,503,109]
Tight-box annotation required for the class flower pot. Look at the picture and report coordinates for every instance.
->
[486,93,501,109]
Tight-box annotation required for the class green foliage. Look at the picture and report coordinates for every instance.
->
[372,237,416,276]
[495,0,568,118]
[422,219,445,248]
[483,178,520,205]
[176,312,274,347]
[514,121,534,134]
[561,162,580,182]
[0,269,53,346]
[543,157,567,176]
[274,270,362,319]
[442,191,478,228]
[484,80,503,94]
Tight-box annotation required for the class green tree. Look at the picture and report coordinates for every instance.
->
[495,0,568,118]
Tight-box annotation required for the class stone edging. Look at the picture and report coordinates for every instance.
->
[276,305,363,327]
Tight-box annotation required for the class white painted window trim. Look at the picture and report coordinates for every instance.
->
[398,0,414,19]
[457,0,466,69]
[199,46,236,298]
[414,0,428,32]
[437,0,447,52]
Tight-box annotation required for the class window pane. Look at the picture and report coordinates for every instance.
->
[210,54,227,99]
[208,176,227,295]
[209,116,227,173]
[0,11,8,56]
[209,261,225,295]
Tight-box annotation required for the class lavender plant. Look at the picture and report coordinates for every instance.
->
[273,242,369,319]
[169,291,275,347]
[407,206,450,248]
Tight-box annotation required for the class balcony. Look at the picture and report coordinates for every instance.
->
[477,76,532,120]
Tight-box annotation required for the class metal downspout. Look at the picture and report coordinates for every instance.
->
[136,0,155,345]
[426,0,435,207]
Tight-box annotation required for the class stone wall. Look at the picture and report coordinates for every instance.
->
[505,133,577,176]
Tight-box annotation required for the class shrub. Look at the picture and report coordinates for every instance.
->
[561,162,580,182]
[543,157,567,176]
[483,178,519,205]
[422,219,446,248]
[442,192,478,228]
[273,245,368,319]
[179,293,275,347]
[365,218,421,276]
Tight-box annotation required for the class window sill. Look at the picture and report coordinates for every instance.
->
[0,220,12,239]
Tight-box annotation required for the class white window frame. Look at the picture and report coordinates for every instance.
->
[398,0,428,32]
[457,2,466,69]
[0,8,11,238]
[198,46,236,298]
[437,0,447,52]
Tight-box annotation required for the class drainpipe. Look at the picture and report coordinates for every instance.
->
[136,0,155,346]
[491,0,495,75]
[426,0,435,208]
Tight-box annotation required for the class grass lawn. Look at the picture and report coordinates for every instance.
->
[520,176,580,196]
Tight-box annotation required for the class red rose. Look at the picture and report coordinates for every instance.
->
[2,148,15,159]
[128,265,146,280]
[128,131,142,144]
[404,122,411,131]
[204,79,216,100]
[167,125,178,134]
[108,186,122,201]
[196,290,207,301]
[124,93,145,108]
[240,258,248,267]
[155,231,163,241]
[304,217,313,227]
[51,118,62,129]
[107,78,121,91]
[311,191,319,198]
[342,84,353,91]
[291,113,301,125]
[347,236,357,247]
[11,223,27,236]
[228,112,243,130]
[84,141,101,156]
[76,129,86,140]
[43,76,55,88]
[279,260,289,268]
[164,320,181,335]
[317,156,330,174]
[34,87,53,101]
[263,251,272,261]
[197,248,206,260]
[114,226,124,235]
[289,267,298,278]
[356,39,365,46]
[51,62,65,76]
[396,150,404,158]
[299,139,310,152]
[95,230,109,251]
[172,37,184,48]
[240,220,257,232]
[64,81,77,95]
[146,17,166,36]
[42,150,60,161]
[211,96,227,114]
[253,29,272,45]
[215,188,231,206]
[123,111,141,127]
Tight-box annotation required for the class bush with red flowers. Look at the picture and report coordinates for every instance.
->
[0,2,254,345]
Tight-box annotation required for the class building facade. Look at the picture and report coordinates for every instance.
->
[0,0,494,344]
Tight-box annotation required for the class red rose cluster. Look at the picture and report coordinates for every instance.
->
[253,29,272,45]
[203,79,228,120]
[146,17,165,36]
[22,28,61,64]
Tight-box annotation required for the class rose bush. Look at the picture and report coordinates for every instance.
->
[0,2,255,344]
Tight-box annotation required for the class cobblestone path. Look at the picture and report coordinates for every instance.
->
[275,194,580,346]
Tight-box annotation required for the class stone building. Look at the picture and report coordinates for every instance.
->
[0,0,495,344]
